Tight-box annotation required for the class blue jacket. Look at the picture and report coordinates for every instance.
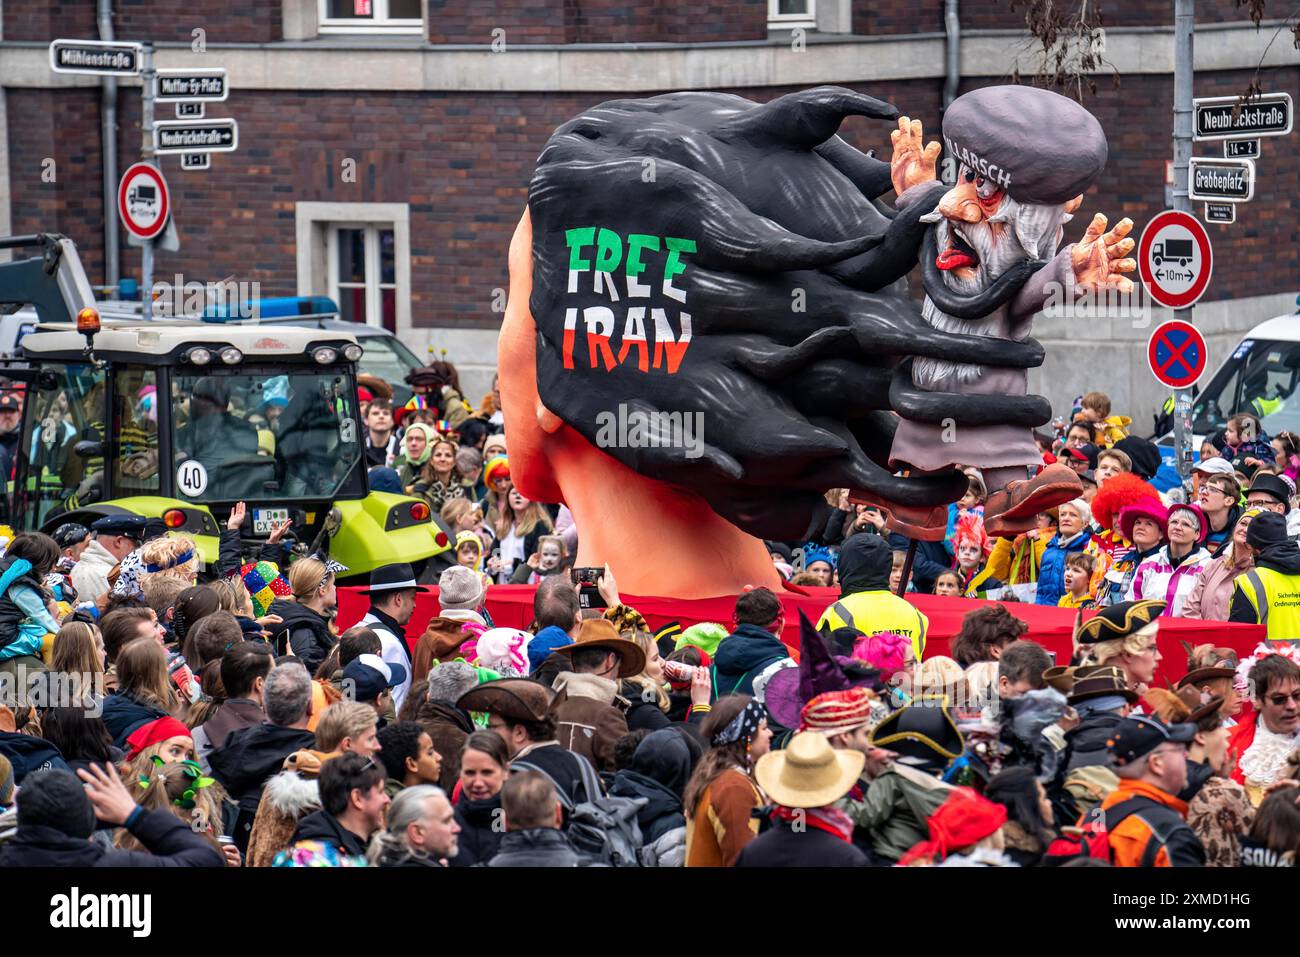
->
[100,693,168,750]
[0,731,69,784]
[1036,530,1094,606]
[713,623,790,697]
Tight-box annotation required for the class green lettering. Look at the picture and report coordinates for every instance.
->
[664,236,696,283]
[566,227,596,272]
[625,234,660,277]
[594,228,623,273]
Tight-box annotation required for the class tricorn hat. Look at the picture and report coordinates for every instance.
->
[1074,599,1165,644]
[868,697,964,774]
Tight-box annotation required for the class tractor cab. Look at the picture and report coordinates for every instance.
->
[0,234,453,581]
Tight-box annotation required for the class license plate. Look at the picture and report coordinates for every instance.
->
[252,508,289,535]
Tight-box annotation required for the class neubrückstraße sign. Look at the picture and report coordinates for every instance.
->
[48,39,143,76]
[1193,93,1292,140]
[152,120,239,155]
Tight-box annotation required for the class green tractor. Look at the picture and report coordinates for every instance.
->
[0,233,453,581]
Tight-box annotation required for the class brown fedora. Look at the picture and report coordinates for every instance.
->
[1173,685,1226,725]
[552,618,646,678]
[1067,664,1138,705]
[1177,643,1240,690]
[456,678,556,722]
[1043,666,1076,695]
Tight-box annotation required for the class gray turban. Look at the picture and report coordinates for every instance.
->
[942,85,1108,205]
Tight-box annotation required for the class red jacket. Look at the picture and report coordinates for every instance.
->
[1226,703,1259,786]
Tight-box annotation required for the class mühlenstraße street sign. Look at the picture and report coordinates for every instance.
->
[152,119,238,155]
[1188,157,1254,203]
[48,38,142,76]
[154,69,228,103]
[1193,92,1292,141]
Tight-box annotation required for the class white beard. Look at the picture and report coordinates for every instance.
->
[912,197,1069,391]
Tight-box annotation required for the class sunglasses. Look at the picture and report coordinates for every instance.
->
[1266,691,1300,707]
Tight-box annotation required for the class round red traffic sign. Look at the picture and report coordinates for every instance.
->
[1148,319,1208,390]
[117,162,170,240]
[1137,209,1212,309]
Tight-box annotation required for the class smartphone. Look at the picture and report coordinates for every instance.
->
[572,566,606,610]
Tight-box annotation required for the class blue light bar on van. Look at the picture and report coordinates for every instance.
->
[200,296,340,322]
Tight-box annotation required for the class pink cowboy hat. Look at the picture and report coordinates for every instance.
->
[1116,500,1168,544]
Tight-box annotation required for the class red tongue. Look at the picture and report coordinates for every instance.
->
[936,247,977,271]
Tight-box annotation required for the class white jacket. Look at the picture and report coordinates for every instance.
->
[358,612,413,713]
[70,539,120,603]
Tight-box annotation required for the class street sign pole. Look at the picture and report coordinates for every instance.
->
[1171,0,1194,481]
[140,42,156,321]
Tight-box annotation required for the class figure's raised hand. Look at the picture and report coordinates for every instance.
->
[890,116,941,197]
[1072,213,1136,295]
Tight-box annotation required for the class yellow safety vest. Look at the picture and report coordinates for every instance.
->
[1234,566,1300,641]
[817,591,928,659]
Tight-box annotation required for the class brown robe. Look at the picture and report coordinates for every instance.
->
[888,188,1075,473]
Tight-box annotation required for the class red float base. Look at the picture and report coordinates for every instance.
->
[338,585,1264,689]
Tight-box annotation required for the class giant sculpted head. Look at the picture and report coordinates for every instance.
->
[499,86,1052,597]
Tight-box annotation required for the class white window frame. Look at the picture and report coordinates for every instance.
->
[327,224,397,330]
[295,202,411,337]
[318,0,424,35]
[768,0,817,29]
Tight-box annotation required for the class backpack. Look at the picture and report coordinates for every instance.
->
[513,757,647,867]
[1044,796,1184,866]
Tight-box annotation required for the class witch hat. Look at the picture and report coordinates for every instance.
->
[764,611,876,730]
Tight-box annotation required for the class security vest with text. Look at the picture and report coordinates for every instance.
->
[817,591,928,659]
[1234,566,1300,640]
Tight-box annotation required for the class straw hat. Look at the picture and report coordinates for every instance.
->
[753,731,865,809]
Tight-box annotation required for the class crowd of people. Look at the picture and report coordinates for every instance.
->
[0,367,1298,870]
[799,394,1300,638]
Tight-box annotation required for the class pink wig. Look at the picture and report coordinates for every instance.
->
[852,631,911,680]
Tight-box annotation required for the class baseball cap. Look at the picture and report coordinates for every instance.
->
[342,653,407,703]
[90,514,148,541]
[1192,456,1235,477]
[52,522,90,550]
[1064,445,1099,470]
[1107,715,1197,768]
[0,394,20,412]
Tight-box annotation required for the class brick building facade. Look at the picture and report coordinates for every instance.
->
[1,1,1296,409]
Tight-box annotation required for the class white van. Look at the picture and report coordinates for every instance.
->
[1156,301,1300,464]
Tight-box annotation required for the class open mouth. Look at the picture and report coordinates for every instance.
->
[936,229,979,271]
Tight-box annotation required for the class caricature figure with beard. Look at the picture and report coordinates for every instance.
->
[882,85,1137,540]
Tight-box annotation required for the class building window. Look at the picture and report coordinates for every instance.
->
[328,225,397,332]
[295,202,411,338]
[319,0,424,34]
[768,0,816,29]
